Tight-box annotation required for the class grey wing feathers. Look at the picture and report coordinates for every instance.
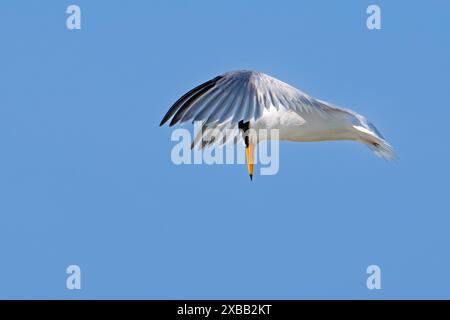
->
[160,70,347,148]
[160,70,343,128]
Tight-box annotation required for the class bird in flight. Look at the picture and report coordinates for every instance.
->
[160,70,396,180]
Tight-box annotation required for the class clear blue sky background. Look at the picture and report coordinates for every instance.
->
[0,0,449,299]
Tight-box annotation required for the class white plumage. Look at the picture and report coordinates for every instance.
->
[161,70,395,159]
[161,70,396,178]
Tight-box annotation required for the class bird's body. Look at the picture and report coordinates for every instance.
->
[160,70,395,178]
[253,105,355,142]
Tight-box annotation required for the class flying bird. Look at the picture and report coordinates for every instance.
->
[160,70,396,179]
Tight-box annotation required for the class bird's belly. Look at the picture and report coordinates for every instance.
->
[253,108,354,142]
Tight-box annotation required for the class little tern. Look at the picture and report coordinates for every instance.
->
[160,70,396,179]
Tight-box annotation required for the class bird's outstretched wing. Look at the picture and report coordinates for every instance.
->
[160,70,342,128]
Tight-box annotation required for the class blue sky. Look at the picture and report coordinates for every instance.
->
[0,0,449,299]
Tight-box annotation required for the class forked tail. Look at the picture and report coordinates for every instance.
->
[367,138,397,161]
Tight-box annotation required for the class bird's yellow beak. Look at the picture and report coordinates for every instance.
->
[245,144,254,180]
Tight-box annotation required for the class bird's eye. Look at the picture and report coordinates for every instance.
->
[373,142,380,147]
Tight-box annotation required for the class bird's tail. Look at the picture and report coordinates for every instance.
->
[352,120,397,161]
[367,138,397,161]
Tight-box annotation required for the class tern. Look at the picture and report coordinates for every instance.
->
[160,70,396,179]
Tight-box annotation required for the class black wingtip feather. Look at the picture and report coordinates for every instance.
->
[169,81,217,126]
[160,75,223,127]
